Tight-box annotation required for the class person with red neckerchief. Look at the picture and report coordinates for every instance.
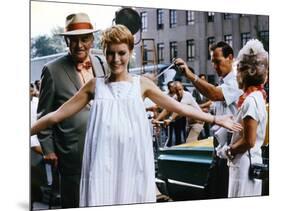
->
[218,39,268,197]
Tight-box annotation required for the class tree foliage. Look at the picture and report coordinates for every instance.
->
[31,26,67,58]
[31,26,105,58]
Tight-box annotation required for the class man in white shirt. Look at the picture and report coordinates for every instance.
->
[164,81,204,143]
[174,41,243,199]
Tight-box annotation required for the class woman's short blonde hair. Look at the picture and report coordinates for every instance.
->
[101,25,134,52]
[237,39,268,86]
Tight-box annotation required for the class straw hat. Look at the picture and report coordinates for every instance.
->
[59,13,94,36]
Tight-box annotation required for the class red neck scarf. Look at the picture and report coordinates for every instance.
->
[237,84,267,108]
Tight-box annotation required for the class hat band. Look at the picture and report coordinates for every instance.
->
[66,22,93,32]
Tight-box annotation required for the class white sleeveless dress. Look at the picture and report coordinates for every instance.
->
[79,75,156,207]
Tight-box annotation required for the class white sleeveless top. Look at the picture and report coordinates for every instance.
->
[79,75,156,207]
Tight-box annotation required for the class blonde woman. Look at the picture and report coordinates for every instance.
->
[31,25,242,206]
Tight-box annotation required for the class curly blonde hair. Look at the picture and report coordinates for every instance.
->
[101,25,134,52]
[237,39,268,86]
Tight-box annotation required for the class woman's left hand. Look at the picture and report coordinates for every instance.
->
[215,115,243,132]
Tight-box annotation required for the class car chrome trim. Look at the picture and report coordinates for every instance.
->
[167,179,204,189]
[155,178,166,184]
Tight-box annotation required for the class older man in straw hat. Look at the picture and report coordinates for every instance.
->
[36,12,104,208]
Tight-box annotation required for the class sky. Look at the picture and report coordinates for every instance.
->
[31,1,121,37]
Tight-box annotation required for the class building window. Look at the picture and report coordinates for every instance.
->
[186,11,195,25]
[207,37,215,60]
[186,39,195,61]
[142,44,148,65]
[169,10,177,28]
[141,12,148,32]
[170,41,178,62]
[207,12,215,22]
[224,34,233,47]
[241,32,251,47]
[224,13,232,20]
[259,31,269,51]
[157,9,164,30]
[157,43,165,64]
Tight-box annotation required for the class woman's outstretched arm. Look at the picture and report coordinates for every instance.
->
[31,79,95,135]
[141,76,242,132]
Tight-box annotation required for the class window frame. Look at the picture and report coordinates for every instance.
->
[141,11,148,32]
[186,11,195,25]
[157,9,164,30]
[169,41,178,62]
[224,34,233,47]
[207,37,215,60]
[169,10,177,28]
[157,43,165,64]
[186,39,195,61]
[241,32,251,47]
[207,12,215,22]
[224,13,232,20]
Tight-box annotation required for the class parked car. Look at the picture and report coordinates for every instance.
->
[156,137,213,201]
[156,136,269,201]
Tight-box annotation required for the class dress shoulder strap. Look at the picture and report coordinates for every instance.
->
[131,74,143,100]
[94,77,107,98]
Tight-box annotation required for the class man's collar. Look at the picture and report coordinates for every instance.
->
[220,69,235,83]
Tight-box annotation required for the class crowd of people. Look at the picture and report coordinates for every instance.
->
[30,12,269,209]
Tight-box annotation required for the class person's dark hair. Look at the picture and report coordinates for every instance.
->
[30,83,34,88]
[34,80,41,90]
[167,81,174,89]
[210,41,233,58]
